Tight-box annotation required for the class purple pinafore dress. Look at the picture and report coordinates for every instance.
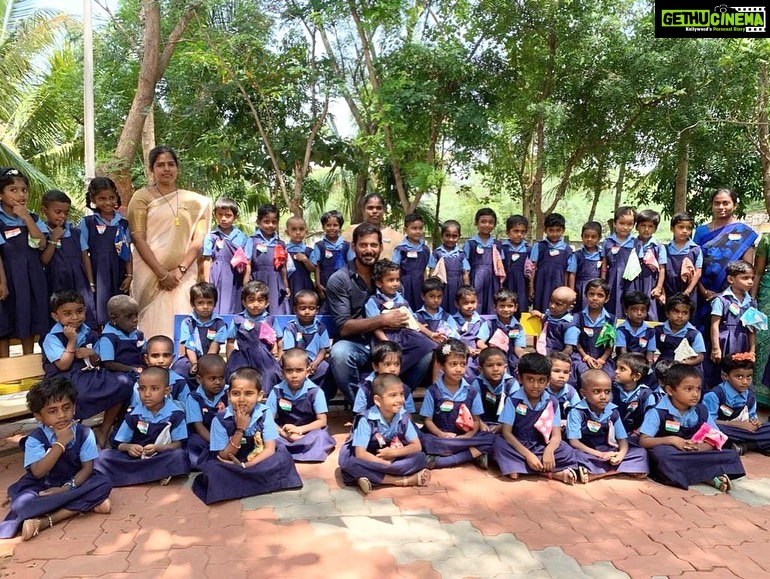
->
[664,243,701,315]
[393,241,430,311]
[249,234,290,315]
[570,311,616,383]
[282,319,330,386]
[225,313,282,393]
[313,238,349,314]
[207,230,245,315]
[532,240,572,313]
[602,236,642,317]
[465,237,501,315]
[0,425,112,538]
[637,240,664,321]
[708,386,770,451]
[653,324,704,379]
[612,385,655,437]
[186,389,229,469]
[502,241,530,314]
[82,214,129,326]
[430,246,466,315]
[272,383,336,462]
[287,244,314,302]
[171,316,228,382]
[571,248,602,312]
[454,312,484,381]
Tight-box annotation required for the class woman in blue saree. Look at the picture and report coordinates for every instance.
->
[694,188,758,330]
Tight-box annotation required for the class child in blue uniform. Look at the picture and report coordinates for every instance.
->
[40,190,97,329]
[654,293,705,378]
[529,213,572,314]
[567,369,648,483]
[704,354,770,455]
[415,277,459,338]
[650,359,676,402]
[171,282,228,382]
[501,215,530,316]
[664,212,702,314]
[185,354,228,469]
[41,291,133,448]
[392,212,431,311]
[202,197,248,315]
[0,167,48,357]
[340,373,430,494]
[428,219,470,315]
[571,279,616,382]
[310,210,349,314]
[464,208,502,315]
[192,367,303,504]
[365,259,441,385]
[97,295,144,376]
[140,335,189,407]
[546,351,581,420]
[473,347,519,432]
[452,285,484,380]
[639,363,744,491]
[225,281,283,392]
[245,203,290,315]
[0,377,112,540]
[353,341,416,415]
[80,177,132,327]
[615,292,656,367]
[266,348,336,462]
[601,206,642,317]
[635,209,667,321]
[613,353,655,438]
[281,289,330,388]
[492,352,578,483]
[285,215,315,303]
[96,367,190,486]
[419,339,495,469]
[530,286,578,356]
[477,289,527,375]
[567,221,603,312]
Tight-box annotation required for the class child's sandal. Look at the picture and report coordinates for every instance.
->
[357,477,373,495]
[555,468,577,486]
[578,466,590,484]
[711,475,732,493]
[416,469,431,487]
[22,514,52,541]
[159,476,172,486]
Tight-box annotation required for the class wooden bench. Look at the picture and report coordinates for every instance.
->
[0,354,43,421]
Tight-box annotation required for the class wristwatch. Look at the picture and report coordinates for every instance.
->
[178,264,188,274]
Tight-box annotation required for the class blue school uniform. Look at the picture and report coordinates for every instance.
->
[637,237,667,322]
[0,207,48,339]
[567,247,603,312]
[364,291,437,379]
[286,241,314,302]
[80,213,131,326]
[96,323,145,369]
[353,371,416,415]
[428,245,470,315]
[128,368,189,410]
[612,383,656,436]
[566,399,649,475]
[392,238,431,311]
[639,396,744,489]
[569,308,616,382]
[281,317,331,387]
[710,288,755,365]
[185,386,228,469]
[472,372,519,425]
[704,382,770,452]
[453,311,485,381]
[191,403,303,504]
[338,407,427,486]
[0,423,112,538]
[546,383,581,420]
[43,220,97,328]
[492,388,577,476]
[245,230,290,314]
[602,234,643,316]
[541,311,579,354]
[41,323,133,420]
[225,310,282,392]
[664,240,702,313]
[171,312,228,381]
[266,379,336,462]
[203,226,248,315]
[615,320,656,356]
[418,378,494,468]
[653,322,706,378]
[415,307,459,338]
[530,238,572,313]
[501,240,530,314]
[96,398,190,486]
[477,316,527,374]
[464,235,503,315]
[310,237,350,314]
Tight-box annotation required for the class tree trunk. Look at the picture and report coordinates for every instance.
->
[674,131,689,213]
[588,156,606,222]
[532,116,545,238]
[141,104,156,182]
[614,162,625,212]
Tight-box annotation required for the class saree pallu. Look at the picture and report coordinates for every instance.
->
[755,233,770,406]
[128,188,211,340]
[693,222,758,328]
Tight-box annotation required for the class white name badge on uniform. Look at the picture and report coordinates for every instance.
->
[476,245,485,254]
[639,337,648,348]
[511,253,520,261]
[256,244,267,253]
[407,251,418,259]
[216,239,225,249]
[586,420,601,433]
[548,248,560,257]
[324,250,333,259]
[4,227,20,238]
[243,320,255,331]
[611,246,620,255]
[728,233,742,241]
[96,225,107,235]
[584,327,594,337]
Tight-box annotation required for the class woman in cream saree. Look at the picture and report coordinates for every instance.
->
[127,146,211,339]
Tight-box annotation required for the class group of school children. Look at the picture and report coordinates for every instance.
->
[0,167,767,541]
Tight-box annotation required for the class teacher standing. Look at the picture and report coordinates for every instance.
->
[127,146,211,339]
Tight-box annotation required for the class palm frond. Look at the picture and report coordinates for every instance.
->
[0,142,58,207]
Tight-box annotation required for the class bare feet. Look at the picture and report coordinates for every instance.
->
[553,468,577,485]
[507,473,519,480]
[93,498,112,514]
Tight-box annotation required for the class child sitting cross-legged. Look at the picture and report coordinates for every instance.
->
[477,289,527,375]
[0,377,112,540]
[353,341,416,415]
[492,352,579,484]
[185,354,228,469]
[280,289,331,388]
[612,353,655,441]
[266,348,336,462]
[415,276,459,338]
[566,369,649,484]
[339,373,431,494]
[472,346,519,433]
[546,351,581,421]
[96,295,144,376]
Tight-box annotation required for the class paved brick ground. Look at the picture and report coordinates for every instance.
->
[1,411,769,578]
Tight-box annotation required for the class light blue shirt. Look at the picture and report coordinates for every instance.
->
[703,382,757,421]
[365,291,411,319]
[463,234,500,261]
[310,236,348,265]
[566,399,627,441]
[266,379,329,416]
[420,378,483,418]
[24,424,99,468]
[352,372,416,414]
[477,316,527,349]
[0,206,48,232]
[281,318,330,359]
[415,307,459,336]
[660,321,706,353]
[613,384,656,412]
[529,237,567,262]
[392,238,428,265]
[79,213,128,247]
[351,407,418,447]
[179,312,228,355]
[227,310,282,341]
[244,230,282,260]
[639,396,718,437]
[202,226,248,256]
[42,322,93,362]
[544,311,580,347]
[711,287,754,317]
[427,245,471,271]
[666,239,703,268]
[209,403,278,451]
[45,221,87,251]
[567,247,602,273]
[499,388,562,428]
[185,385,228,424]
[638,237,668,265]
[615,320,656,352]
[96,323,143,362]
[114,399,187,443]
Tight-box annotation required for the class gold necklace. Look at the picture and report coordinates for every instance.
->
[156,186,180,226]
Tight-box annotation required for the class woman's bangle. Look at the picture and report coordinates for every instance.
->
[53,441,67,453]
[158,272,169,282]
[125,274,133,278]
